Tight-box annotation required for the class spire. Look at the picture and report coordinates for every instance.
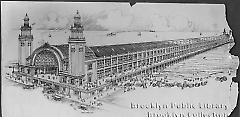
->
[73,10,82,28]
[74,10,81,19]
[24,13,29,21]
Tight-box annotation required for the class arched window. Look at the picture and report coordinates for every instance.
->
[28,42,31,46]
[79,47,83,52]
[71,45,75,52]
[20,42,24,46]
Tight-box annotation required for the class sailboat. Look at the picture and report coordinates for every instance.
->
[149,24,155,32]
[149,30,155,32]
[107,32,116,36]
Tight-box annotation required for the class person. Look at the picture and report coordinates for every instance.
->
[228,70,231,75]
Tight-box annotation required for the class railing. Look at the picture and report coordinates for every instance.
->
[104,38,231,81]
[9,72,110,93]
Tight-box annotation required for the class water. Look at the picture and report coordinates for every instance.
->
[162,43,239,80]
[106,43,239,117]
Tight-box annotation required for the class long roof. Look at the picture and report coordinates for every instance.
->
[30,39,185,62]
[89,40,176,57]
[28,35,226,63]
[48,40,177,61]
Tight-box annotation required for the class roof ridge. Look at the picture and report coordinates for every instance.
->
[88,40,165,48]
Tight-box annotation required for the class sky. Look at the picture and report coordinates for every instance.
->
[1,2,229,32]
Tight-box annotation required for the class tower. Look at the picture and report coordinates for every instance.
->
[18,13,33,65]
[68,10,86,76]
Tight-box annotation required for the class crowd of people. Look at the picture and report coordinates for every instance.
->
[38,71,230,112]
[112,75,210,92]
[215,76,228,82]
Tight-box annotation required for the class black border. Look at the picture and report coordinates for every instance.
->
[1,0,239,117]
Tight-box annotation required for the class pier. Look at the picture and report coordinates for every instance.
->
[5,11,234,107]
[6,34,233,106]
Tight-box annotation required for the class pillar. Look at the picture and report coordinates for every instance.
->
[51,83,54,88]
[37,79,41,86]
[78,91,82,99]
[25,77,28,85]
[56,67,59,75]
[77,78,80,87]
[66,77,69,84]
[67,87,71,97]
[63,87,66,96]
[29,68,34,75]
[43,67,45,74]
[59,86,63,94]
[21,76,24,83]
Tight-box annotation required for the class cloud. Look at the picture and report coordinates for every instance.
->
[35,12,69,30]
[94,4,228,32]
[34,11,108,31]
[96,9,134,31]
[81,13,108,31]
[3,2,229,32]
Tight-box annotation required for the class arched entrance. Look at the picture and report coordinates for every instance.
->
[33,50,59,74]
[29,43,64,75]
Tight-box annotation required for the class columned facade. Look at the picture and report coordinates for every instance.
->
[93,35,232,83]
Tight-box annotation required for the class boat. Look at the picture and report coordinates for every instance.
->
[138,32,141,36]
[215,76,227,82]
[48,34,52,37]
[52,94,62,101]
[78,105,93,113]
[107,32,116,36]
[194,83,201,87]
[149,30,155,32]
[23,84,35,89]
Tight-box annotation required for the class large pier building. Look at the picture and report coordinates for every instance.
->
[7,11,233,102]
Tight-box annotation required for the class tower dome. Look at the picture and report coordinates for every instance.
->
[74,10,81,19]
[73,10,82,27]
